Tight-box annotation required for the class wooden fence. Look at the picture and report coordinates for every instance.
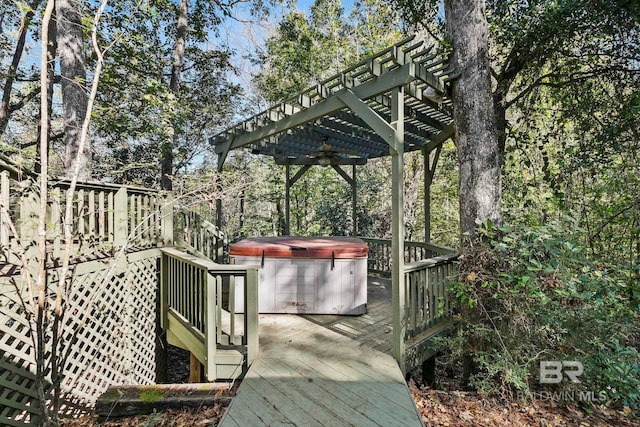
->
[0,158,171,426]
[0,172,171,265]
[1,249,161,425]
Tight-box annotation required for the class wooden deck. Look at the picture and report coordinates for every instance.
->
[219,277,424,426]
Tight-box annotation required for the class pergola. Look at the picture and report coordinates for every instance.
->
[212,35,456,370]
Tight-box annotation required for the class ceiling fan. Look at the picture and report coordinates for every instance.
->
[309,143,358,166]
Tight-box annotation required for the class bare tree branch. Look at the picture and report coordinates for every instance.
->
[36,1,55,423]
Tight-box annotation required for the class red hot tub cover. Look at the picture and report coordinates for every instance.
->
[230,237,368,259]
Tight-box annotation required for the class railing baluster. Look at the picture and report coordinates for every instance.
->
[168,256,174,309]
[216,275,223,345]
[154,196,161,242]
[149,196,155,242]
[98,191,105,240]
[136,194,143,243]
[200,268,206,331]
[128,193,135,240]
[194,267,199,330]
[409,272,416,338]
[188,263,194,323]
[50,186,62,259]
[418,269,425,329]
[440,266,446,318]
[229,275,236,344]
[88,190,96,237]
[432,267,438,322]
[77,189,85,236]
[108,191,115,244]
[180,259,185,316]
[187,263,191,320]
[200,267,206,329]
[143,195,150,242]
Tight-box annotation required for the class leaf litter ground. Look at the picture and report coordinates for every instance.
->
[61,346,638,426]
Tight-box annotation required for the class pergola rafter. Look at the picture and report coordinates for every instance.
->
[212,35,455,169]
[211,35,456,372]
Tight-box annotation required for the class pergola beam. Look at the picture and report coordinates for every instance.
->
[275,157,367,166]
[214,63,415,168]
[336,89,395,147]
[330,110,434,148]
[423,123,455,153]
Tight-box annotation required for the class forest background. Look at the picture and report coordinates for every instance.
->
[1,0,639,409]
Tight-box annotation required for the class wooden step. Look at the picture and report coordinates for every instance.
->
[212,348,244,365]
[209,348,245,381]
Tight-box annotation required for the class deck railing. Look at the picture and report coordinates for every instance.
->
[404,254,458,340]
[361,237,459,371]
[51,180,168,249]
[174,210,227,263]
[361,237,457,276]
[0,165,170,264]
[160,248,258,381]
[360,237,458,337]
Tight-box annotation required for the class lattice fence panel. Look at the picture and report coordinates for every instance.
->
[0,282,40,426]
[0,250,160,425]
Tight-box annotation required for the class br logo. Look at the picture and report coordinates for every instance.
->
[539,361,584,383]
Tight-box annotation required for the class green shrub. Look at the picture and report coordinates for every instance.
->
[445,219,639,408]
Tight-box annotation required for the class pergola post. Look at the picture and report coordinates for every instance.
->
[390,87,406,372]
[331,164,358,237]
[284,165,311,236]
[215,175,222,230]
[423,145,441,244]
[334,86,408,370]
[285,164,290,235]
[352,164,357,237]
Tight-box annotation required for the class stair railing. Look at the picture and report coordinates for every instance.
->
[160,247,259,380]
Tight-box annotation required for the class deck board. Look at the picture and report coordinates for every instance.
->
[219,276,424,427]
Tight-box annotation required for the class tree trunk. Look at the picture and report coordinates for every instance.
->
[36,7,56,174]
[0,0,42,137]
[161,0,188,191]
[275,197,285,235]
[36,2,56,423]
[444,0,502,250]
[493,90,507,157]
[57,0,90,180]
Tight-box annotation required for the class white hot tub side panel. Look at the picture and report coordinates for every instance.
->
[231,256,367,314]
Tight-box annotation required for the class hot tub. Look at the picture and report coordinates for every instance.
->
[230,237,368,315]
